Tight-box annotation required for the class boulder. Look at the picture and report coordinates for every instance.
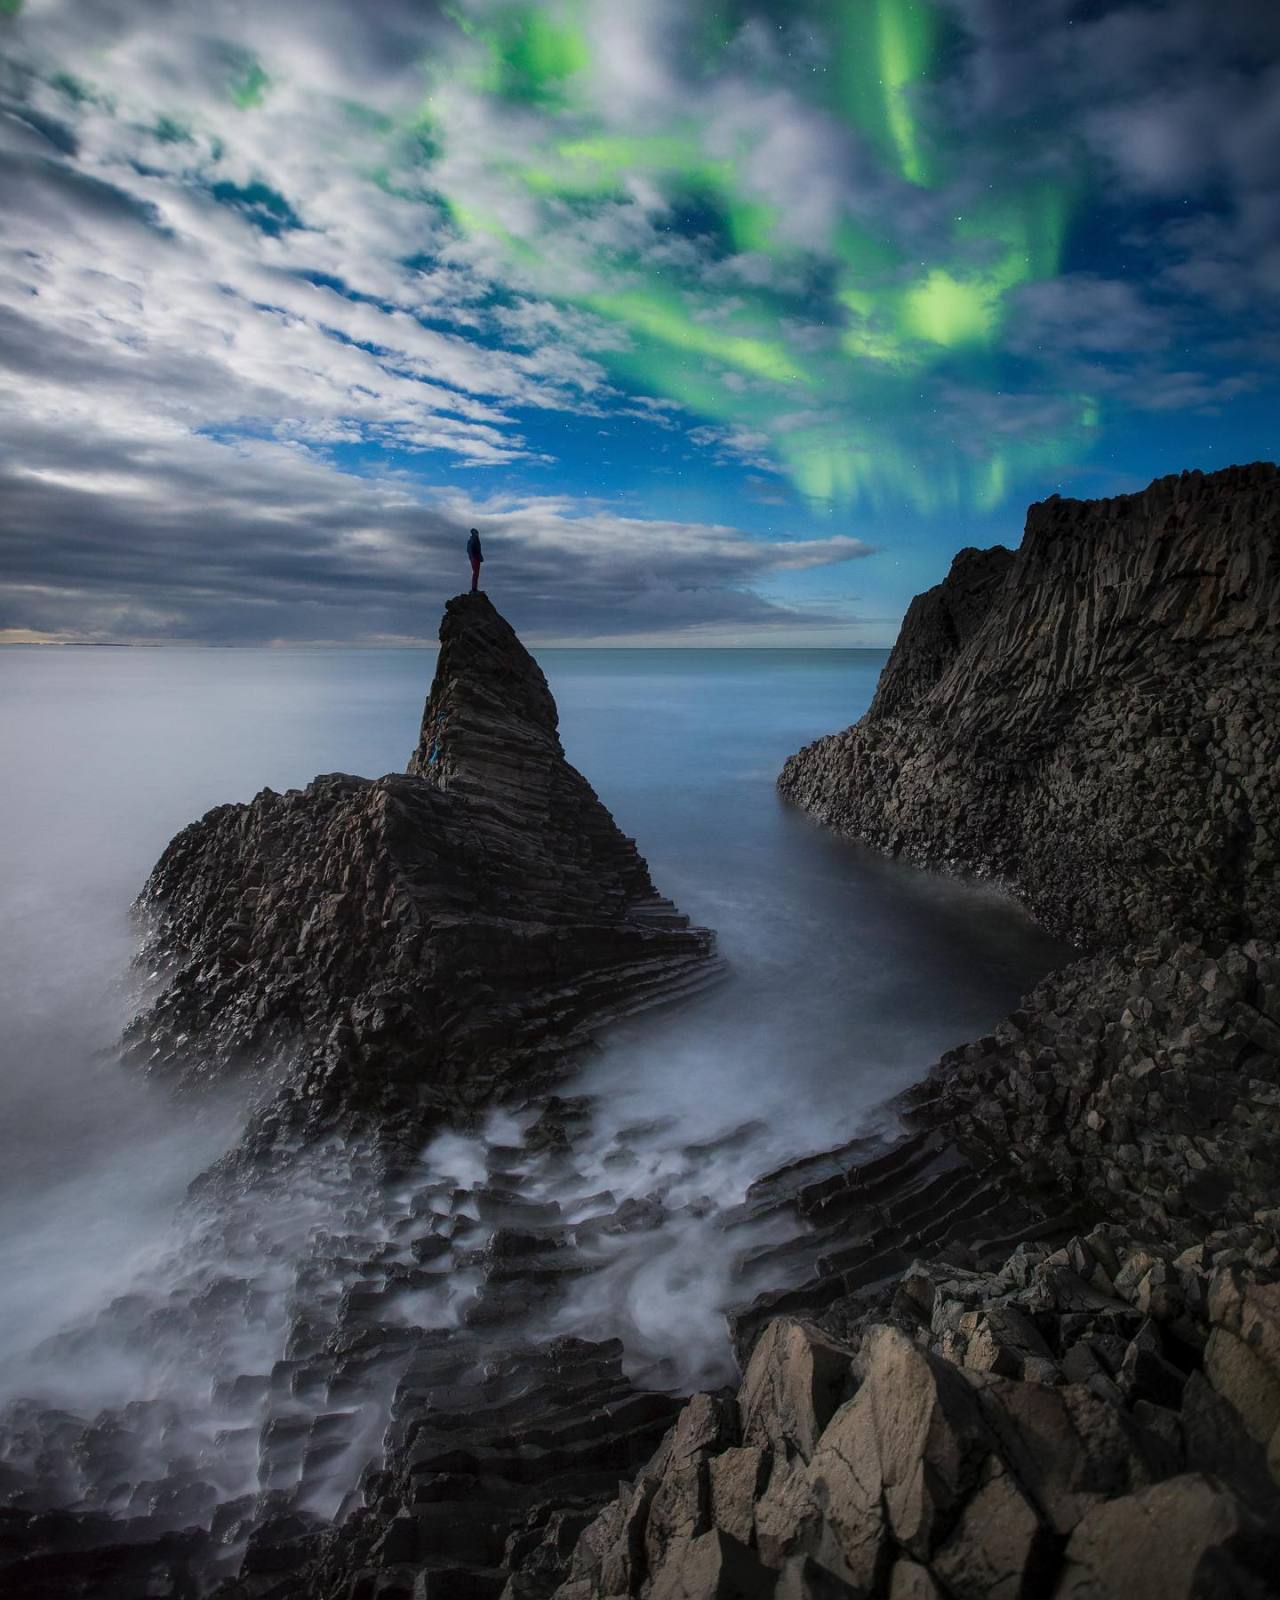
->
[1055,1474,1279,1599]
[647,1530,776,1600]
[739,1322,853,1464]
[807,1327,991,1582]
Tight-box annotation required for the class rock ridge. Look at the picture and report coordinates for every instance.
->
[537,466,1280,1600]
[123,592,718,1149]
[780,462,1280,950]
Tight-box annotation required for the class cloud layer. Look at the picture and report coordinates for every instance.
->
[0,1,1275,642]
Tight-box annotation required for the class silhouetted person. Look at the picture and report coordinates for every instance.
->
[466,527,484,593]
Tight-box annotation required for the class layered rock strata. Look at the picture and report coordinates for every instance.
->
[780,463,1280,949]
[124,592,717,1146]
[13,468,1280,1600]
[0,1105,695,1600]
[542,467,1280,1600]
[0,596,725,1596]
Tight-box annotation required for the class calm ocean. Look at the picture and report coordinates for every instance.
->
[0,646,1069,1376]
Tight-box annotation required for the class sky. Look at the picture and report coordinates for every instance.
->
[0,0,1276,646]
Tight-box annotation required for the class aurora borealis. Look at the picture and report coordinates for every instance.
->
[1,1,1277,643]
[427,0,1078,513]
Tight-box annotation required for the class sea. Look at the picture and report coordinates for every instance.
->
[0,645,1070,1398]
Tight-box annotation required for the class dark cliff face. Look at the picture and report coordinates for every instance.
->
[780,462,1280,950]
[866,543,1014,720]
[124,592,716,1144]
[527,466,1280,1600]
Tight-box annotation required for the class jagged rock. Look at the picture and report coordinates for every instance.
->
[542,467,1280,1600]
[124,593,717,1146]
[884,1561,940,1600]
[738,1322,852,1464]
[17,468,1280,1600]
[646,1529,775,1600]
[866,545,1015,722]
[1055,1474,1280,1599]
[550,1220,1280,1600]
[1204,1276,1280,1475]
[780,463,1280,950]
[921,937,1280,1243]
[644,1395,738,1576]
[812,1326,991,1575]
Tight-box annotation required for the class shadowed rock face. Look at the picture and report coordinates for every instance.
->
[865,544,1014,721]
[606,463,1280,1600]
[0,598,722,1600]
[124,592,717,1147]
[781,462,1280,950]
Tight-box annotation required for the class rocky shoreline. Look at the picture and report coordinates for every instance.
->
[3,465,1280,1600]
[780,462,1280,950]
[536,466,1280,1600]
[125,594,719,1166]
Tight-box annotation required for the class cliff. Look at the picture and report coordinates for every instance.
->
[537,468,1280,1600]
[780,462,1280,950]
[9,493,1280,1600]
[0,598,723,1600]
[123,592,716,1144]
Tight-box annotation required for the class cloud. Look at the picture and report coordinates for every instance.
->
[1007,275,1175,357]
[0,0,1276,644]
[0,391,875,643]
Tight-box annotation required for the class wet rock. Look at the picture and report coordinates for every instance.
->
[125,592,718,1151]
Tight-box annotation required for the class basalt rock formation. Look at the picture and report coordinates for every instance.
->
[1,597,722,1599]
[9,478,1280,1600]
[123,592,717,1150]
[542,467,1280,1600]
[780,462,1280,950]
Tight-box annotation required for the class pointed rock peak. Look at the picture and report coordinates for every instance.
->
[408,592,560,789]
[867,543,1014,721]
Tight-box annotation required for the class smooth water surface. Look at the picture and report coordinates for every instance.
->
[0,645,1070,1379]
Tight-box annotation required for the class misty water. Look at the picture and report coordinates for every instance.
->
[0,644,1070,1525]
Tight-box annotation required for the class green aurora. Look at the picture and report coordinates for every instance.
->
[403,0,1091,512]
[19,0,1094,518]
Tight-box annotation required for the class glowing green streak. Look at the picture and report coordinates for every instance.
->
[405,2,1088,513]
[724,195,777,253]
[588,289,811,386]
[891,183,1075,350]
[900,269,998,347]
[445,198,542,267]
[455,3,589,107]
[518,132,722,198]
[876,0,934,184]
[837,0,939,186]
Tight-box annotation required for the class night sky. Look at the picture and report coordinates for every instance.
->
[1,1,1276,645]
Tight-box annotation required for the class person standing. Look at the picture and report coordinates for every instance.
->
[466,527,484,593]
